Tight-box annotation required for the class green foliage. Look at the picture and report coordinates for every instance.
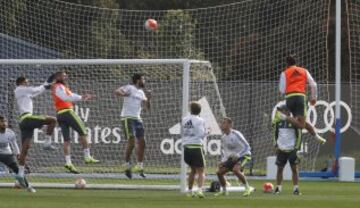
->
[86,10,136,59]
[137,10,204,60]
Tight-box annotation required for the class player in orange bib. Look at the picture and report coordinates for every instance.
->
[51,71,99,174]
[276,55,326,145]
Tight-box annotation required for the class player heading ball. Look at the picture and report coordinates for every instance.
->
[115,73,151,179]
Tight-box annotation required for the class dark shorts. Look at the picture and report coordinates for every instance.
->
[19,113,47,141]
[285,94,307,117]
[222,155,251,170]
[0,154,19,174]
[184,146,205,168]
[121,118,145,140]
[57,109,87,141]
[276,149,300,167]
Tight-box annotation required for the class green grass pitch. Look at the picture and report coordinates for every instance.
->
[0,180,359,208]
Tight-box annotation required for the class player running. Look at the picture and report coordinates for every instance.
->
[115,73,151,179]
[51,71,99,174]
[273,105,303,195]
[182,102,207,198]
[14,76,57,181]
[0,115,36,193]
[215,117,252,197]
[277,55,326,144]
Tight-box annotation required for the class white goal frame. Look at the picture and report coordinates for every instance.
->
[0,59,211,191]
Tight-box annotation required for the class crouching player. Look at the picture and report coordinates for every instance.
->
[215,117,252,197]
[182,102,207,198]
[0,116,35,192]
[273,105,302,195]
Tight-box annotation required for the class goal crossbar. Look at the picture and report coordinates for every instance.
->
[0,59,211,66]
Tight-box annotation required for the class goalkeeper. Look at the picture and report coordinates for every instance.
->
[215,117,252,197]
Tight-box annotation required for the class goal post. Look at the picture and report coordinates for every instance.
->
[180,60,190,193]
[0,58,225,190]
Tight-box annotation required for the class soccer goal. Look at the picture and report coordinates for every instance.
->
[0,59,226,190]
[0,0,340,188]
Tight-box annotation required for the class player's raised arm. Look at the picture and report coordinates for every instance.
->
[306,70,318,105]
[115,86,130,97]
[54,84,95,102]
[15,77,47,99]
[279,72,286,96]
[143,89,151,110]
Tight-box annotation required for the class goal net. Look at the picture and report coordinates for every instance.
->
[346,0,360,172]
[0,59,226,189]
[0,0,331,188]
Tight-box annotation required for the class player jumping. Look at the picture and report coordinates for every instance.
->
[14,76,57,181]
[0,115,36,193]
[115,73,151,179]
[277,55,326,144]
[182,102,207,198]
[215,117,252,197]
[51,71,99,174]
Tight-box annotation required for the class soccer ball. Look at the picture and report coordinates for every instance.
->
[262,182,274,193]
[74,178,86,189]
[144,19,158,31]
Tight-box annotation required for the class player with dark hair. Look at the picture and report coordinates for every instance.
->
[277,55,326,144]
[215,117,252,197]
[0,115,35,192]
[182,101,208,198]
[273,105,302,195]
[115,73,151,179]
[51,71,99,174]
[14,76,58,181]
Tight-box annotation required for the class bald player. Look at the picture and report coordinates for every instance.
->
[51,71,99,174]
